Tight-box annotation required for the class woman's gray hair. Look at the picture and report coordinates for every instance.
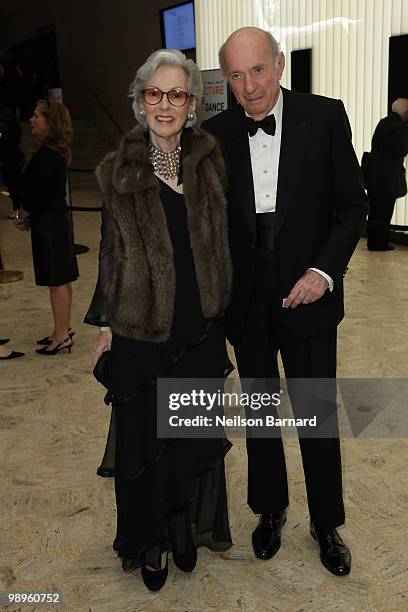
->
[219,29,280,73]
[129,48,203,128]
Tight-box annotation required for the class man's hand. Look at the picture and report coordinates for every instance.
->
[283,269,328,309]
[14,208,30,231]
[92,329,112,368]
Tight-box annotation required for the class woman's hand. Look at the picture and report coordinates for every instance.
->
[92,329,112,368]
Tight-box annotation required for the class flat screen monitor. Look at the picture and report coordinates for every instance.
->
[160,1,196,52]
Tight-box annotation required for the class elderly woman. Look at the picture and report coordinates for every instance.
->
[85,49,233,591]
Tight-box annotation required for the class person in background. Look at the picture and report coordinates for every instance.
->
[0,57,23,121]
[363,98,408,251]
[14,57,34,121]
[202,27,368,577]
[85,49,233,592]
[17,100,78,354]
[0,101,25,218]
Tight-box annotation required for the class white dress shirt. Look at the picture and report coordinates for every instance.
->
[247,89,333,291]
[248,90,283,214]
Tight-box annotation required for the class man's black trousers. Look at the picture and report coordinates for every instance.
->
[234,246,345,530]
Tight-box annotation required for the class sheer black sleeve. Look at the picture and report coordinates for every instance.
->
[84,205,115,327]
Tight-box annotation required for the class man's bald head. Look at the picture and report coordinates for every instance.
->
[218,27,285,120]
[219,27,280,73]
[391,98,408,121]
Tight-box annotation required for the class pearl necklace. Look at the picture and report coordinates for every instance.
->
[148,141,181,180]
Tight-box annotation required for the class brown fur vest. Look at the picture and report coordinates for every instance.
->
[95,125,232,342]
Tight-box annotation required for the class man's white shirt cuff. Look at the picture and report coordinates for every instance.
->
[309,268,334,291]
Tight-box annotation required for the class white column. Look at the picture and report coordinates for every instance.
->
[195,0,408,223]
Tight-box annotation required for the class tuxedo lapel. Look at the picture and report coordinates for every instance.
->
[275,88,312,236]
[225,105,256,238]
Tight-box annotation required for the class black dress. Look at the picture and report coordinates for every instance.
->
[92,181,233,569]
[23,146,78,286]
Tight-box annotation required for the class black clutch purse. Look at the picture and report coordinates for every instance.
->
[93,350,111,390]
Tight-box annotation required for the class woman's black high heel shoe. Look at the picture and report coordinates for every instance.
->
[0,350,25,360]
[172,545,197,572]
[36,337,73,355]
[37,328,75,345]
[122,558,138,572]
[141,553,168,591]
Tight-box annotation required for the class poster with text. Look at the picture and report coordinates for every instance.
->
[198,69,229,124]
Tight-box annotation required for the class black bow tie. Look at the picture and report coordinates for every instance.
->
[247,114,276,137]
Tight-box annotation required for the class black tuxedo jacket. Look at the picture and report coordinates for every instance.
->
[363,112,408,198]
[202,87,368,345]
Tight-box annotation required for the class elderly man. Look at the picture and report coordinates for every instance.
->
[202,27,368,576]
[364,97,408,250]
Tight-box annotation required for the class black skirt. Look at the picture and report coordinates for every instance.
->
[30,212,79,286]
[113,321,233,568]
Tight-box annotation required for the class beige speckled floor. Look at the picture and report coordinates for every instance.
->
[0,189,407,612]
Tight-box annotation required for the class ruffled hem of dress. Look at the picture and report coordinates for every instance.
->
[113,438,233,566]
[96,314,234,479]
[117,436,231,483]
[104,312,234,407]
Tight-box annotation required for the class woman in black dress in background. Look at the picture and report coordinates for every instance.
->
[18,100,78,354]
[85,49,233,591]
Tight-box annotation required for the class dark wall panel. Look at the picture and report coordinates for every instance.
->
[1,0,184,136]
[388,34,408,112]
[291,48,311,94]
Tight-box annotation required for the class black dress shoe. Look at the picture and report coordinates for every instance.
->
[96,466,115,478]
[311,523,351,576]
[252,509,287,560]
[367,244,394,251]
[141,555,168,591]
[0,339,10,345]
[112,537,121,552]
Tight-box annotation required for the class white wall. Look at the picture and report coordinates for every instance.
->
[195,0,408,226]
